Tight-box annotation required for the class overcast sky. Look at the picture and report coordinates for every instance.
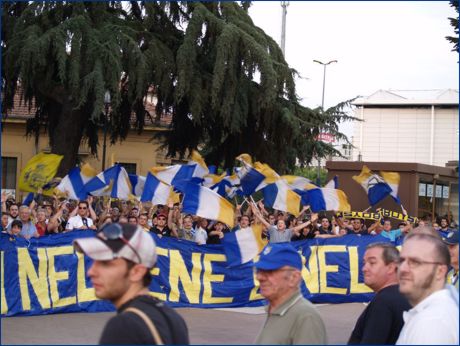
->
[248,1,458,137]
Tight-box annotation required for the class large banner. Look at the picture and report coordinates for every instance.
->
[1,231,394,317]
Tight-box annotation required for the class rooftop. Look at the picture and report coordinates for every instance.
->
[352,89,459,106]
[1,88,172,128]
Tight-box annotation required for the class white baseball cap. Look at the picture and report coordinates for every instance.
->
[73,223,157,268]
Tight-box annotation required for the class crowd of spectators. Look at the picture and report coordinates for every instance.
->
[1,191,457,246]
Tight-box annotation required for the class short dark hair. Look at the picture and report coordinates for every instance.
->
[78,201,89,208]
[366,242,400,265]
[404,233,450,266]
[126,259,152,287]
[11,220,23,229]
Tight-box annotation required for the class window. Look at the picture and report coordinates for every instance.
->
[1,157,17,190]
[118,162,137,175]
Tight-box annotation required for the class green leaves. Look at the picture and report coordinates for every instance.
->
[2,1,356,175]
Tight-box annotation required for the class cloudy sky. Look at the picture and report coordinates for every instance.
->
[249,1,458,136]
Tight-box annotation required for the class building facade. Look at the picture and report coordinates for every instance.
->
[351,89,458,167]
[1,92,177,201]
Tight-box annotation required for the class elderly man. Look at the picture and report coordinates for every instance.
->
[443,230,459,290]
[254,243,327,344]
[6,205,38,239]
[396,233,459,344]
[74,223,189,344]
[348,243,410,344]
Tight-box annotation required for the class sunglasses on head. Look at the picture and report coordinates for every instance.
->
[101,223,142,263]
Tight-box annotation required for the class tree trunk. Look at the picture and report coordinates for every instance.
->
[50,99,87,177]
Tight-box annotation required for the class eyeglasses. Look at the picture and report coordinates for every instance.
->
[79,207,87,210]
[397,256,445,269]
[157,217,166,221]
[100,223,142,264]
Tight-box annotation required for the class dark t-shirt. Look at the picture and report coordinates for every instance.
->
[150,226,172,237]
[348,284,411,344]
[99,295,189,345]
[347,228,369,236]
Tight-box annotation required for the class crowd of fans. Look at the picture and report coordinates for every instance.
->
[1,191,457,245]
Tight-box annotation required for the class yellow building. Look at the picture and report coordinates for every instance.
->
[1,92,178,201]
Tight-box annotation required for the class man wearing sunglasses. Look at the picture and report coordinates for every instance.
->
[65,201,97,231]
[396,233,459,345]
[254,243,327,345]
[74,223,189,345]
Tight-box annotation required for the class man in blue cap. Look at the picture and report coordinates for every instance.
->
[443,230,459,290]
[253,243,327,345]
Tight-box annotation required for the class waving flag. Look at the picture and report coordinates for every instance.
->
[262,179,301,216]
[324,175,339,189]
[55,164,96,200]
[150,164,195,192]
[182,183,235,227]
[84,165,135,200]
[18,152,63,196]
[254,162,280,185]
[128,174,146,197]
[140,173,175,205]
[352,165,392,206]
[222,224,267,267]
[380,171,401,204]
[296,184,350,213]
[188,150,209,179]
[235,155,266,195]
[282,175,315,190]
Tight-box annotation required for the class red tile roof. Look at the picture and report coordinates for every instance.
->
[2,88,172,128]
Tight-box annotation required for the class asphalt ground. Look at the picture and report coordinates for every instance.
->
[1,303,365,345]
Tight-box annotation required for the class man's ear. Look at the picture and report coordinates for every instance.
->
[129,264,149,283]
[289,270,302,288]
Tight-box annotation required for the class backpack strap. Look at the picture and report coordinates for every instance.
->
[124,307,164,345]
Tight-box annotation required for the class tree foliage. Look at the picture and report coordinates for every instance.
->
[2,1,356,176]
[446,1,459,53]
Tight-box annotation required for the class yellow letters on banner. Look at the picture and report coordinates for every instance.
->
[76,252,97,303]
[47,246,76,308]
[249,254,264,301]
[149,247,168,301]
[202,254,233,304]
[1,252,8,314]
[168,250,202,303]
[318,246,347,294]
[300,247,320,293]
[348,247,372,294]
[18,248,50,311]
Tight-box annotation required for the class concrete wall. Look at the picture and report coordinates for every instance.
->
[352,106,459,167]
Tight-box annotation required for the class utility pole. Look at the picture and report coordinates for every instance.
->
[313,59,338,186]
[280,1,289,56]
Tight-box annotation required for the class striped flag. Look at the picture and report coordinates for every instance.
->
[182,183,235,227]
[222,224,267,266]
[262,179,301,216]
[140,173,175,205]
[55,163,96,200]
[352,165,393,206]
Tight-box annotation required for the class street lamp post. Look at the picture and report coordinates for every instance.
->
[313,59,337,186]
[280,1,290,56]
[102,91,111,171]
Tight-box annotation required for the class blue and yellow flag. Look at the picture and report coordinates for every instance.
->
[18,152,63,196]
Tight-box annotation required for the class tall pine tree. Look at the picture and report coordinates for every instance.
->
[2,1,355,175]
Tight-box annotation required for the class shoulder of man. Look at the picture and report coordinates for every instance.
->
[100,311,151,344]
[126,296,189,344]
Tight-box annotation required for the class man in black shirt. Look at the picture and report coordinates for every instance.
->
[74,223,189,344]
[150,212,177,238]
[348,242,410,344]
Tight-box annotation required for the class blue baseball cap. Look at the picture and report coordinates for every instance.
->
[255,243,302,271]
[443,231,459,245]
